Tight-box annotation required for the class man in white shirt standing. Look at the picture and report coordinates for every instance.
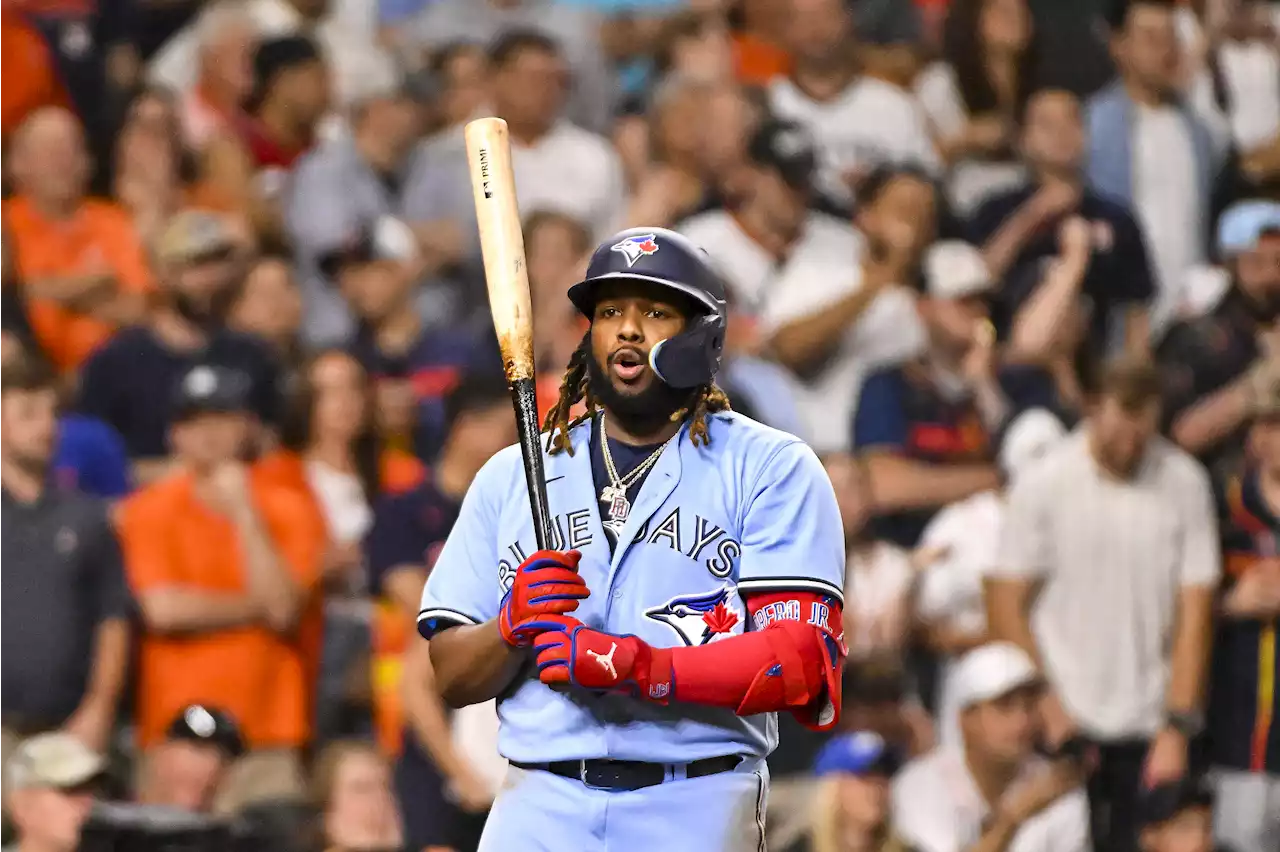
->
[891,642,1090,852]
[987,356,1221,852]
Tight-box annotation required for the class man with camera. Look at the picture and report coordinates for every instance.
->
[890,643,1090,852]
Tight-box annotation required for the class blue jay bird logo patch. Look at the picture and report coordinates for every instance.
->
[645,586,741,646]
[610,234,660,267]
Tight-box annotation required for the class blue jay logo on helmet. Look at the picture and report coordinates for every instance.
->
[610,233,661,267]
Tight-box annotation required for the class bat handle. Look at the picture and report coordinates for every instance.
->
[510,377,555,551]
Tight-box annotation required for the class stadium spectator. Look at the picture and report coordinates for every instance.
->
[1209,401,1280,852]
[228,254,305,365]
[4,107,152,373]
[136,705,245,815]
[170,4,256,151]
[1087,0,1225,332]
[261,348,425,741]
[367,373,514,852]
[0,8,71,141]
[988,357,1220,852]
[112,87,196,248]
[730,0,793,86]
[793,732,908,852]
[4,732,105,852]
[917,0,1037,213]
[332,217,492,462]
[524,210,591,419]
[76,210,282,483]
[1158,200,1280,480]
[311,741,404,852]
[1,356,132,760]
[854,239,1006,548]
[915,407,1066,747]
[968,87,1155,359]
[757,163,931,453]
[286,88,427,347]
[769,0,939,210]
[891,643,1090,852]
[201,35,331,243]
[428,42,490,135]
[118,363,325,814]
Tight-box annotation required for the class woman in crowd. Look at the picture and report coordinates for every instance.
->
[257,349,425,740]
[916,0,1039,213]
[313,741,404,852]
[112,86,199,249]
[797,732,913,852]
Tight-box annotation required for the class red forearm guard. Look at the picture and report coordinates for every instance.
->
[644,591,846,731]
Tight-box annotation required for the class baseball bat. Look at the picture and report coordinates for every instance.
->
[465,117,555,551]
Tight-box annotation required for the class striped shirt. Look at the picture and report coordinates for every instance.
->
[994,428,1220,740]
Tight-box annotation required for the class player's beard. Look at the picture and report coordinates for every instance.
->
[586,350,692,439]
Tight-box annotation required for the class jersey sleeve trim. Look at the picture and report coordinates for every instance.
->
[416,607,481,639]
[738,576,844,604]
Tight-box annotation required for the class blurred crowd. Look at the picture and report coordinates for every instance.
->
[2,0,1280,851]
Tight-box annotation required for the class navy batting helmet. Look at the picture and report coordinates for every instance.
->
[567,227,727,389]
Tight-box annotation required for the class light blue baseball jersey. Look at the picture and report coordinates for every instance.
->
[418,411,845,765]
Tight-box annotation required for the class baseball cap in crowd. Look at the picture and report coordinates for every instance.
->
[171,364,253,422]
[6,732,106,792]
[925,241,993,301]
[1216,200,1280,257]
[813,731,902,778]
[950,642,1044,711]
[166,705,245,758]
[1136,775,1214,828]
[998,408,1066,483]
[250,35,323,109]
[318,215,419,280]
[156,211,238,268]
[748,120,817,191]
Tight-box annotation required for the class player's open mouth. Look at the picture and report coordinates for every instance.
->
[610,348,647,383]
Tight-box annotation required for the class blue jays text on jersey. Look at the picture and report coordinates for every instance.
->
[418,410,846,766]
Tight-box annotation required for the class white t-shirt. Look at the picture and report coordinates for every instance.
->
[914,62,1027,216]
[679,211,927,452]
[508,122,626,243]
[993,429,1221,739]
[844,541,914,659]
[916,490,1004,746]
[1131,103,1206,333]
[768,75,940,208]
[305,459,372,545]
[892,748,1091,852]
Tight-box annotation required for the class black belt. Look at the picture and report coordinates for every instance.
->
[511,755,742,791]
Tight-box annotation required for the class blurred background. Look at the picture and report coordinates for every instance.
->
[2,0,1279,850]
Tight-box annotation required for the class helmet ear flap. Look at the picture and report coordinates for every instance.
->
[648,313,726,389]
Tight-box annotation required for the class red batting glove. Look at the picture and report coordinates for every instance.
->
[499,550,590,647]
[532,615,674,703]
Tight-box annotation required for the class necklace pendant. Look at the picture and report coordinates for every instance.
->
[608,492,631,522]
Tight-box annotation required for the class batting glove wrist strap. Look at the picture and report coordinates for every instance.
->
[499,550,589,647]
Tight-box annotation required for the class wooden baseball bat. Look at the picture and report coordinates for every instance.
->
[465,117,555,551]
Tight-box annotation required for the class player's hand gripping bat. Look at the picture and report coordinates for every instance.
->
[465,116,555,550]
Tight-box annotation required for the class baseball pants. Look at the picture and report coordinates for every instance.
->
[477,759,769,852]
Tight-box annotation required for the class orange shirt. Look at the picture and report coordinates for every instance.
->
[255,448,426,505]
[5,195,154,372]
[118,472,326,749]
[732,33,792,86]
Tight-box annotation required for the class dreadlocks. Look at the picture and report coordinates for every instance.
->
[542,334,731,455]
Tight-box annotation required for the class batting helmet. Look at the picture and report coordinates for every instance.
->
[567,227,727,389]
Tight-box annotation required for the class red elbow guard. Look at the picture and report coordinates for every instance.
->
[659,591,846,730]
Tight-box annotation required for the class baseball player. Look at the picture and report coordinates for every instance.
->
[418,227,847,851]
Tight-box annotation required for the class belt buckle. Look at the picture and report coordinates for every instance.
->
[578,760,591,786]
